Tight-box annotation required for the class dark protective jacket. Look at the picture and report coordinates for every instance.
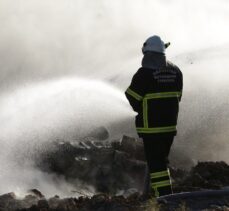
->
[125,53,183,136]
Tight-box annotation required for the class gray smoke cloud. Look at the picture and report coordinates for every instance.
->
[0,0,229,196]
[1,0,229,89]
[171,46,229,168]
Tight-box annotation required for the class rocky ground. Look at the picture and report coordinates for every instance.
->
[0,131,229,210]
[1,187,229,211]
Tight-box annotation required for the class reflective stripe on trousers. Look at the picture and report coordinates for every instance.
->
[150,169,172,197]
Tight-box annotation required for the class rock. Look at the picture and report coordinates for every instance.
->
[119,136,145,161]
[37,199,49,208]
[22,195,39,208]
[90,194,108,207]
[210,204,224,210]
[55,198,77,211]
[86,126,109,141]
[0,192,17,210]
[182,161,229,189]
[27,189,44,198]
[123,188,139,198]
[48,196,60,209]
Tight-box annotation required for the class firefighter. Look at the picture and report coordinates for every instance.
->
[125,35,183,197]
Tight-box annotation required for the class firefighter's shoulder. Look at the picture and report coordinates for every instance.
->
[167,60,182,75]
[133,67,152,79]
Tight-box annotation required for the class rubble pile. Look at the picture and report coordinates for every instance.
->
[0,133,229,210]
[172,161,229,193]
[0,191,147,211]
[0,188,229,211]
[38,134,229,194]
[183,161,229,189]
[37,135,146,194]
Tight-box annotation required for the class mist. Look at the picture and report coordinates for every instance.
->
[0,0,229,196]
[0,77,137,196]
[1,0,229,89]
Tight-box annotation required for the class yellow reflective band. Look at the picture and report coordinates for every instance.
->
[145,91,181,99]
[136,126,176,134]
[151,180,171,189]
[150,170,170,179]
[143,99,148,128]
[154,187,160,197]
[126,88,143,101]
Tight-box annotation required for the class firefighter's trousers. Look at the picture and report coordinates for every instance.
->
[142,134,174,197]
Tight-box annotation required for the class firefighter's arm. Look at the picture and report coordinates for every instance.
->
[178,70,183,102]
[125,69,149,112]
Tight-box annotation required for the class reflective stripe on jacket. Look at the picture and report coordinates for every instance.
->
[125,61,183,135]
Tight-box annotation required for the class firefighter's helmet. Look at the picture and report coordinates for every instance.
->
[142,35,170,54]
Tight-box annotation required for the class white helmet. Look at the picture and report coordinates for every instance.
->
[142,35,170,54]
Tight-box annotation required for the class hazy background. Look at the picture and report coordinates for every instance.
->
[0,0,229,196]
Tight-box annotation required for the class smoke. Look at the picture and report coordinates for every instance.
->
[0,0,229,195]
[170,46,229,168]
[1,0,229,89]
[0,78,135,142]
[0,77,136,196]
